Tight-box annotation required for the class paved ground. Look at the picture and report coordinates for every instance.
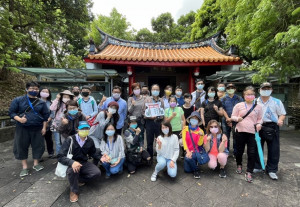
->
[0,130,300,207]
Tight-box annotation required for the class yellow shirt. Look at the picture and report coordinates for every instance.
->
[181,126,204,151]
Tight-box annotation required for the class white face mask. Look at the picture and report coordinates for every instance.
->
[162,128,169,135]
[260,90,272,97]
[62,98,70,103]
[108,107,117,114]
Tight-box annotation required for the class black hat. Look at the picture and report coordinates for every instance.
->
[226,83,236,89]
[260,82,272,88]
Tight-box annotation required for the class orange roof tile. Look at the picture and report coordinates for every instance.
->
[89,45,240,63]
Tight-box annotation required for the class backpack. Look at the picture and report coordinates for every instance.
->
[78,98,95,112]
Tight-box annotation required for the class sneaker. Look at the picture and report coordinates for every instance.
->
[253,168,264,173]
[33,164,44,171]
[70,192,78,202]
[245,172,253,183]
[151,172,157,182]
[236,165,242,174]
[219,168,226,178]
[48,154,54,158]
[193,171,201,179]
[20,169,29,177]
[268,172,278,180]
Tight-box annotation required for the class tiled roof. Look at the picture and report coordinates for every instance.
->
[89,45,240,63]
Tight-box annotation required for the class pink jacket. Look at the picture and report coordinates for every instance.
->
[231,102,263,134]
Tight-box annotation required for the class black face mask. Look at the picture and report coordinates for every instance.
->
[82,92,89,97]
[73,91,79,96]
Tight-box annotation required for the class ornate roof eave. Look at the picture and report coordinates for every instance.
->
[96,27,223,51]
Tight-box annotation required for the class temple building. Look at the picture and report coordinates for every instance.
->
[84,28,242,95]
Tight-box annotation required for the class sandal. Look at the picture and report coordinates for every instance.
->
[245,172,253,183]
[236,165,242,174]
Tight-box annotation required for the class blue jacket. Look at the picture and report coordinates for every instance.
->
[9,95,50,128]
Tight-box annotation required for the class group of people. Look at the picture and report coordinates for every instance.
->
[9,79,286,202]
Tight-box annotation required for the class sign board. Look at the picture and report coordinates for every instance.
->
[144,103,164,117]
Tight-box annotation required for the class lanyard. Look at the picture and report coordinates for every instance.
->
[107,140,114,152]
[244,102,254,110]
[259,97,270,106]
[168,107,175,116]
[26,95,37,114]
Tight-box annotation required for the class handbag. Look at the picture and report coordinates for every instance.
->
[188,129,210,165]
[55,137,73,178]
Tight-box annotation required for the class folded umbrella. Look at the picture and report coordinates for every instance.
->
[254,125,265,170]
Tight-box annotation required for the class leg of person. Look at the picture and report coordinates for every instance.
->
[127,161,136,173]
[217,152,228,178]
[183,158,193,173]
[14,125,31,176]
[166,159,177,178]
[110,158,125,175]
[116,128,122,135]
[222,118,229,151]
[31,128,45,171]
[266,126,280,179]
[137,119,145,145]
[245,133,256,183]
[44,130,54,156]
[141,150,152,165]
[235,132,247,174]
[145,120,155,157]
[53,131,62,155]
[78,162,101,183]
[101,162,111,177]
[151,155,167,181]
[207,154,218,170]
[67,167,79,202]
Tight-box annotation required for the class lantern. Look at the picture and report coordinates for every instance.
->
[127,66,133,75]
[194,67,200,76]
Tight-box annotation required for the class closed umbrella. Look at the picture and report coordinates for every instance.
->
[254,124,265,170]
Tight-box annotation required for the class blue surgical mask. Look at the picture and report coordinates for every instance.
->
[130,124,137,129]
[151,90,160,97]
[190,118,199,126]
[208,92,215,98]
[218,87,225,92]
[260,90,272,97]
[112,93,120,99]
[68,110,78,115]
[175,91,182,96]
[197,84,204,90]
[105,130,115,137]
[162,128,169,135]
[27,91,39,97]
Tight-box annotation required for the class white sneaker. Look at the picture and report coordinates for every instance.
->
[253,169,264,173]
[268,172,278,180]
[151,172,157,182]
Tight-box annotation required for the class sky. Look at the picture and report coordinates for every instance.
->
[91,0,204,31]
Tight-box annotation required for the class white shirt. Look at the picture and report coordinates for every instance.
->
[257,96,286,123]
[191,90,206,107]
[156,134,179,162]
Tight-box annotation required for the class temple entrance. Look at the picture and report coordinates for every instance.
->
[148,76,176,96]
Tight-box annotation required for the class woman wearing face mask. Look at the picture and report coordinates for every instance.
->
[175,86,185,106]
[128,83,146,141]
[38,87,55,158]
[100,123,125,178]
[217,83,226,100]
[231,86,263,183]
[162,85,173,109]
[151,121,179,181]
[182,111,204,179]
[200,87,224,130]
[58,100,86,143]
[50,90,74,156]
[89,101,119,152]
[203,120,229,178]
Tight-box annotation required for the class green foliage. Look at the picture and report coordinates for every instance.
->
[135,28,155,42]
[59,54,87,69]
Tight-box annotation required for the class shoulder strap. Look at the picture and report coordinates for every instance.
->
[188,128,198,152]
[242,101,257,119]
[195,91,205,103]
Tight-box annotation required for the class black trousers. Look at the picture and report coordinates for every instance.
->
[145,119,161,157]
[127,150,151,172]
[255,123,280,173]
[44,130,54,155]
[13,125,45,160]
[235,131,257,173]
[67,161,101,194]
[116,128,122,135]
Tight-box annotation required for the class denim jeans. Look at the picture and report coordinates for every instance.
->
[184,152,199,173]
[155,156,177,178]
[53,131,62,154]
[102,158,125,176]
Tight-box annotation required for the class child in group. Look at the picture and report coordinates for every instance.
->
[151,121,179,182]
[78,86,98,121]
[124,116,151,174]
[203,120,229,178]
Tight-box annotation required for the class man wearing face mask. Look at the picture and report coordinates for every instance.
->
[57,121,102,202]
[221,83,243,156]
[72,86,82,101]
[254,82,286,180]
[9,81,50,177]
[78,86,98,121]
[191,79,206,111]
[175,86,185,107]
[100,86,127,135]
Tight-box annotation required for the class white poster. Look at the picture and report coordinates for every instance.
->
[144,103,164,117]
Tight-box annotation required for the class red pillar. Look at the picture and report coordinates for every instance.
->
[128,66,135,94]
[189,68,195,93]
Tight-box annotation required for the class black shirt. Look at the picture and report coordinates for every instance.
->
[181,105,194,125]
[201,99,223,123]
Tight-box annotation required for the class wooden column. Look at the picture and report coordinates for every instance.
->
[128,66,135,94]
[189,68,195,93]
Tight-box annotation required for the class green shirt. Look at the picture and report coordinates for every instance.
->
[164,107,184,132]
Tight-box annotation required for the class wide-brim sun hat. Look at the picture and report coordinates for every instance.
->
[187,111,202,125]
[60,90,74,97]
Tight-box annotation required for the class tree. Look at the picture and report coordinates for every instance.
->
[135,28,155,42]
[89,8,135,46]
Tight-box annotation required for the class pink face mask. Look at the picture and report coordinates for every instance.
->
[40,92,49,98]
[170,102,177,108]
[210,127,219,134]
[245,95,255,101]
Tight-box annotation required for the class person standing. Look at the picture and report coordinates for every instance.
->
[144,84,165,158]
[78,86,98,120]
[9,81,50,177]
[72,86,82,101]
[221,83,243,156]
[162,85,173,109]
[231,86,263,183]
[174,86,185,107]
[99,86,127,135]
[38,87,55,158]
[254,82,286,180]
[181,93,195,125]
[191,79,206,111]
[217,82,226,100]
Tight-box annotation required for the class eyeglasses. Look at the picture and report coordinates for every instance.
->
[210,126,218,128]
